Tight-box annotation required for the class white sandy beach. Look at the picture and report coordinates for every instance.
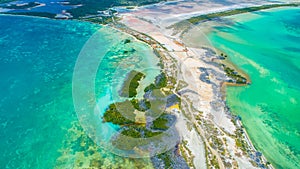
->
[117,0,290,168]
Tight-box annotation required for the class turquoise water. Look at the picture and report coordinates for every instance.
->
[209,7,300,169]
[0,15,158,168]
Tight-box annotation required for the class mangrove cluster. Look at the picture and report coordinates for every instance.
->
[103,70,180,141]
[119,70,145,98]
[223,66,247,84]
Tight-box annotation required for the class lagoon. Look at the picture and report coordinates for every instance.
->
[208,7,300,169]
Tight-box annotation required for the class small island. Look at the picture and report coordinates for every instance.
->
[102,70,180,149]
[224,66,247,84]
[119,70,145,98]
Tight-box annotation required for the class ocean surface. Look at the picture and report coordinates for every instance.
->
[0,15,159,168]
[208,7,300,169]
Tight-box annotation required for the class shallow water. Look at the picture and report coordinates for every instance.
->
[208,7,300,169]
[0,15,159,168]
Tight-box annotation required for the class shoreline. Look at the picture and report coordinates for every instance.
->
[181,13,277,169]
[201,7,299,168]
[187,6,300,169]
[116,2,296,168]
[2,2,297,168]
[188,44,263,168]
[170,3,299,30]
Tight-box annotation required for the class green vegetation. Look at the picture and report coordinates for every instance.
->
[235,128,248,153]
[179,140,195,168]
[211,155,220,169]
[170,3,300,31]
[156,72,167,87]
[121,126,142,138]
[112,128,163,150]
[189,4,299,24]
[120,70,145,98]
[157,151,173,168]
[121,126,162,138]
[124,39,131,44]
[130,99,151,111]
[126,6,136,9]
[224,66,247,84]
[143,129,162,137]
[82,16,121,25]
[103,71,175,144]
[144,72,167,92]
[219,53,228,60]
[103,101,135,125]
[235,138,243,148]
[151,114,169,130]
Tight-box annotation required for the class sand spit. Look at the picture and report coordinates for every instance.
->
[121,0,296,28]
[115,0,287,168]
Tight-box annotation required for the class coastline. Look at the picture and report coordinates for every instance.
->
[204,7,300,168]
[63,3,296,168]
[180,13,278,169]
[2,1,299,168]
[203,45,271,168]
[116,2,300,168]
